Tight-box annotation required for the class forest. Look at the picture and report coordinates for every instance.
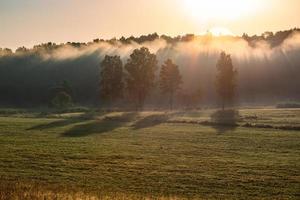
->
[0,28,299,108]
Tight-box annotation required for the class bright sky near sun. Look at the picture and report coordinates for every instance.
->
[0,0,299,49]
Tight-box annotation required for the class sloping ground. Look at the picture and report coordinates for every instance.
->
[0,108,299,199]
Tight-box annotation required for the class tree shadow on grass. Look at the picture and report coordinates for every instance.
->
[27,118,82,130]
[132,113,170,130]
[210,109,240,133]
[61,112,137,137]
[27,112,106,131]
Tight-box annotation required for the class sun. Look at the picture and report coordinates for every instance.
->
[183,0,262,22]
[209,27,233,36]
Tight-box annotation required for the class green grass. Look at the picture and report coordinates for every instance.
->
[0,109,299,199]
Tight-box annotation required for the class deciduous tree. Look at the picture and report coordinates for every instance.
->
[216,52,237,110]
[99,55,124,105]
[125,47,158,109]
[159,59,182,110]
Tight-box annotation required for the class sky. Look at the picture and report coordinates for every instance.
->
[0,0,300,50]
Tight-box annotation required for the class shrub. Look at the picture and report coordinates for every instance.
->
[211,109,240,125]
[51,92,73,109]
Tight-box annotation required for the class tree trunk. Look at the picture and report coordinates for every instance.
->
[169,92,174,111]
[222,99,225,111]
[137,91,144,111]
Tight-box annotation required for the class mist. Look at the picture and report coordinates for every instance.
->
[0,29,299,106]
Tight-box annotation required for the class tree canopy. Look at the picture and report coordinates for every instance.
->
[125,47,158,109]
[216,52,237,110]
[99,55,124,105]
[159,59,182,110]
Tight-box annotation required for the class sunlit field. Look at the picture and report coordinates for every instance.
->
[0,108,299,199]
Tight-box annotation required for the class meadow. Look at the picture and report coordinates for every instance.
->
[0,108,299,199]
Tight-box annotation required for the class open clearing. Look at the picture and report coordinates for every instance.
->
[0,108,299,199]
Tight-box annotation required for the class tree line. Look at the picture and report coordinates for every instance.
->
[1,28,299,55]
[0,29,299,107]
[97,47,236,110]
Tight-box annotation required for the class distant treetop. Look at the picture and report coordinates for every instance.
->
[1,28,299,54]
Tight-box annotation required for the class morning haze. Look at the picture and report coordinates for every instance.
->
[1,0,300,49]
[0,1,299,199]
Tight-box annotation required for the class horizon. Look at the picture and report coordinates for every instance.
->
[1,0,300,50]
[1,28,299,51]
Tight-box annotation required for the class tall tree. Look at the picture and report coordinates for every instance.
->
[99,55,124,105]
[159,59,182,110]
[216,52,237,110]
[125,47,158,109]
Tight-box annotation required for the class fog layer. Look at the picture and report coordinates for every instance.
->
[0,30,299,106]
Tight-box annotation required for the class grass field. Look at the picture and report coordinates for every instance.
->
[0,108,299,199]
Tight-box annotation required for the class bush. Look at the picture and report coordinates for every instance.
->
[211,109,240,125]
[51,92,73,109]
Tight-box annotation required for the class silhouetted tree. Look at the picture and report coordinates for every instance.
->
[159,59,182,110]
[0,48,13,56]
[125,47,158,109]
[216,52,237,110]
[120,33,159,44]
[15,47,28,54]
[99,55,123,105]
